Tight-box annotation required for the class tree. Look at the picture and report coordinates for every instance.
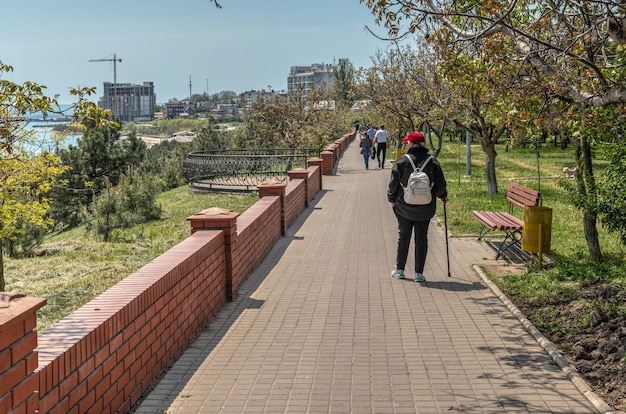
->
[597,136,626,245]
[50,119,147,229]
[333,58,357,109]
[359,42,452,153]
[440,50,522,195]
[362,0,626,105]
[360,46,423,143]
[361,0,626,260]
[87,168,162,242]
[0,153,68,290]
[239,89,350,149]
[189,122,231,152]
[561,106,626,254]
[211,90,238,102]
[0,61,68,290]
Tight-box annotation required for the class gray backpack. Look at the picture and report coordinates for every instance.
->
[402,154,433,205]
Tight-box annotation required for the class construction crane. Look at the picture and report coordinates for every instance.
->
[89,53,122,119]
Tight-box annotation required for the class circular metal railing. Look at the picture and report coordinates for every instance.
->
[182,148,321,191]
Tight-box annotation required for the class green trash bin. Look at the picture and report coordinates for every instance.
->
[522,206,552,254]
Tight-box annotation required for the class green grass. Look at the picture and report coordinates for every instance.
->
[5,186,258,331]
[432,140,625,309]
[431,142,617,252]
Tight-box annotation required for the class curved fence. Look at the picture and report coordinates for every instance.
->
[182,148,322,191]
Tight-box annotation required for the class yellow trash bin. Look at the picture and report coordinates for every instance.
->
[522,206,552,254]
[395,148,404,160]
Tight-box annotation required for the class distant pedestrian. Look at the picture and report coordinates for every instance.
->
[367,124,376,142]
[374,125,388,168]
[387,131,448,282]
[359,131,373,169]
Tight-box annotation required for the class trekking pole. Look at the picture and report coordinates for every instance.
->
[443,200,451,277]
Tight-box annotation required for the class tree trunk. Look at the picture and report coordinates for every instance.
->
[484,139,499,195]
[577,137,603,261]
[583,208,602,261]
[0,239,5,292]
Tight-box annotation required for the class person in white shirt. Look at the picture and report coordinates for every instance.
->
[374,125,388,168]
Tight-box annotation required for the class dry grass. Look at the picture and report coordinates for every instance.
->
[5,186,258,331]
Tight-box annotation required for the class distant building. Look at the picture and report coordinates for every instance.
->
[98,81,156,122]
[210,103,239,117]
[242,89,276,110]
[287,63,336,97]
[163,100,189,119]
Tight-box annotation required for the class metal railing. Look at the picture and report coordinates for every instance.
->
[182,148,321,191]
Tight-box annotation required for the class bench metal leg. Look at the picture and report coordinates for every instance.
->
[477,226,492,241]
[495,230,523,259]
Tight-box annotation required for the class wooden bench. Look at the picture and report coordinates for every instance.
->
[472,182,541,259]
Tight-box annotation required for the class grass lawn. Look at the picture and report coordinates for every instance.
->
[435,140,599,246]
[431,140,626,309]
[4,187,259,331]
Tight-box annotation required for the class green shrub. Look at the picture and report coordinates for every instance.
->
[87,168,162,242]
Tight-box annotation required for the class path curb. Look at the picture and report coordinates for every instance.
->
[472,264,619,414]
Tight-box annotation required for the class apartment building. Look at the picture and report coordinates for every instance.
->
[98,81,156,122]
[242,89,276,110]
[287,63,336,97]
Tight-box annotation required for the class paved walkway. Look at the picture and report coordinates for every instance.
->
[135,143,606,413]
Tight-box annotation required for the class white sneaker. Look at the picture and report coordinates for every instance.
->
[391,268,405,279]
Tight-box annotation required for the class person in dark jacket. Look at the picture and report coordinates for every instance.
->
[387,131,448,282]
[359,131,373,169]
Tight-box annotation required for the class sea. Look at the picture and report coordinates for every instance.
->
[24,104,82,151]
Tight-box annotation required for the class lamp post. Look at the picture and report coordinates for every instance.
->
[465,119,472,176]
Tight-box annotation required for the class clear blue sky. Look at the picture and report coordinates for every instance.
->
[1,0,393,104]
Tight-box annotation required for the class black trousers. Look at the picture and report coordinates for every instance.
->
[395,215,430,273]
[376,142,387,166]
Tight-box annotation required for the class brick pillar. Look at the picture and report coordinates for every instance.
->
[308,158,323,192]
[187,207,239,300]
[329,143,340,166]
[0,294,46,414]
[321,151,334,175]
[258,180,287,235]
[288,168,309,206]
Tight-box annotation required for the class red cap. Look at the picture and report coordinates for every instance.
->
[402,131,425,145]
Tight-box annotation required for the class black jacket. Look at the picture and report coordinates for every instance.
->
[387,146,448,221]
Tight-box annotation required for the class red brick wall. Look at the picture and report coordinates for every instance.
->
[306,163,322,203]
[321,132,354,175]
[231,196,283,297]
[0,296,46,414]
[0,151,331,414]
[284,178,306,230]
[35,231,226,414]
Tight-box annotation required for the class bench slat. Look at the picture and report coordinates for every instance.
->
[473,211,523,230]
[507,182,540,209]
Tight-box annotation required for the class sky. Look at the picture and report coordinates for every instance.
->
[1,0,395,104]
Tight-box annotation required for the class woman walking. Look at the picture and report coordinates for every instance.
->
[387,131,448,282]
[359,130,373,169]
